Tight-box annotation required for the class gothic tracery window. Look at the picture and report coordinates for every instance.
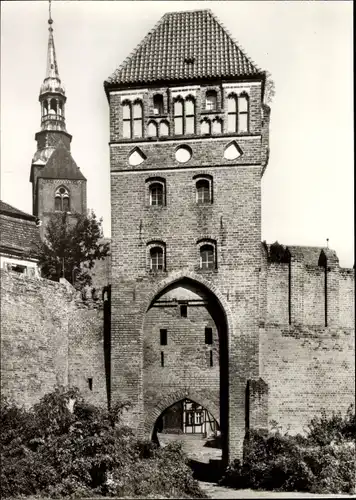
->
[55,186,70,212]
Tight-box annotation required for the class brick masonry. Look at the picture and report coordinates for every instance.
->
[107,77,355,464]
[0,270,107,409]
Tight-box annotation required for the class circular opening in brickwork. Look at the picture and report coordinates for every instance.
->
[175,145,192,163]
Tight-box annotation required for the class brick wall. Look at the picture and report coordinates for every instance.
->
[260,325,355,434]
[260,247,355,433]
[0,270,107,408]
[143,286,220,429]
[109,78,265,463]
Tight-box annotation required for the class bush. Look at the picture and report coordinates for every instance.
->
[220,405,355,494]
[0,387,204,498]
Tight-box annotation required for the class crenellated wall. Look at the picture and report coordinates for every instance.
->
[1,241,354,440]
[260,243,355,433]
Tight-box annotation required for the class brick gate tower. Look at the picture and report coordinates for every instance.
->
[105,9,270,462]
[30,8,86,236]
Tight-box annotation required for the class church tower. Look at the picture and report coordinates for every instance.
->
[30,5,86,236]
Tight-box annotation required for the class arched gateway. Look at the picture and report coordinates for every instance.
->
[142,277,229,462]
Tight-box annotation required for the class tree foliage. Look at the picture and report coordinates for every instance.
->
[36,211,109,289]
[0,387,205,498]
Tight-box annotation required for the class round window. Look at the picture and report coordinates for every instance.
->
[175,146,192,163]
[59,187,66,194]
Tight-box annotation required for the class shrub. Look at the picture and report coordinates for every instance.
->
[0,387,204,499]
[220,405,355,494]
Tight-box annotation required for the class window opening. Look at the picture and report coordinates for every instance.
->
[174,100,183,135]
[160,329,167,346]
[133,101,143,138]
[196,179,211,204]
[200,245,215,269]
[150,183,164,206]
[122,102,131,138]
[55,186,70,212]
[210,350,213,367]
[201,120,211,135]
[206,90,217,111]
[212,118,222,134]
[88,378,93,391]
[50,98,57,114]
[159,121,169,136]
[238,95,249,133]
[205,327,213,345]
[148,121,158,137]
[161,351,165,367]
[153,94,164,115]
[185,98,195,134]
[180,305,187,317]
[150,247,164,271]
[227,95,237,133]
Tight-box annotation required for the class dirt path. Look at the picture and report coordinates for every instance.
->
[198,481,355,499]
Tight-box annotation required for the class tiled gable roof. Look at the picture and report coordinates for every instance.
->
[105,9,263,87]
[0,201,36,221]
[37,146,86,181]
[0,201,41,259]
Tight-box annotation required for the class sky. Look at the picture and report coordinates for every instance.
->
[1,1,353,267]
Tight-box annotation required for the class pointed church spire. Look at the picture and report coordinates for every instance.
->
[46,1,60,80]
[40,0,65,97]
[39,0,67,133]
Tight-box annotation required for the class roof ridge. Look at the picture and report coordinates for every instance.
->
[105,9,264,86]
[209,10,263,74]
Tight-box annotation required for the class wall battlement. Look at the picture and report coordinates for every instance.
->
[260,242,354,329]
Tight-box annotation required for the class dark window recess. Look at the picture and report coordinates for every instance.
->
[205,327,213,345]
[160,329,167,346]
[161,351,165,367]
[180,305,187,317]
[210,350,213,367]
[88,378,93,391]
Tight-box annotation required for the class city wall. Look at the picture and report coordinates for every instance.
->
[0,270,108,408]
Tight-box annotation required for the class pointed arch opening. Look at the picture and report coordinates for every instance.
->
[54,185,70,212]
[143,277,229,463]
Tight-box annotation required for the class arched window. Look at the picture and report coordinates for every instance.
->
[133,101,143,138]
[227,95,237,133]
[206,90,217,111]
[55,186,70,212]
[58,101,63,116]
[150,247,164,271]
[201,119,211,135]
[122,101,132,138]
[150,183,164,206]
[153,94,164,115]
[174,97,195,135]
[196,179,211,204]
[43,101,48,115]
[50,98,57,114]
[148,121,158,137]
[238,94,249,133]
[185,97,195,134]
[200,245,215,270]
[212,118,222,134]
[159,121,169,137]
[174,99,184,135]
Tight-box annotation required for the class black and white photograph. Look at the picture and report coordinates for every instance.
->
[0,1,354,498]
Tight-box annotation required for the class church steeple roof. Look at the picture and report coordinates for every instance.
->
[40,6,65,96]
